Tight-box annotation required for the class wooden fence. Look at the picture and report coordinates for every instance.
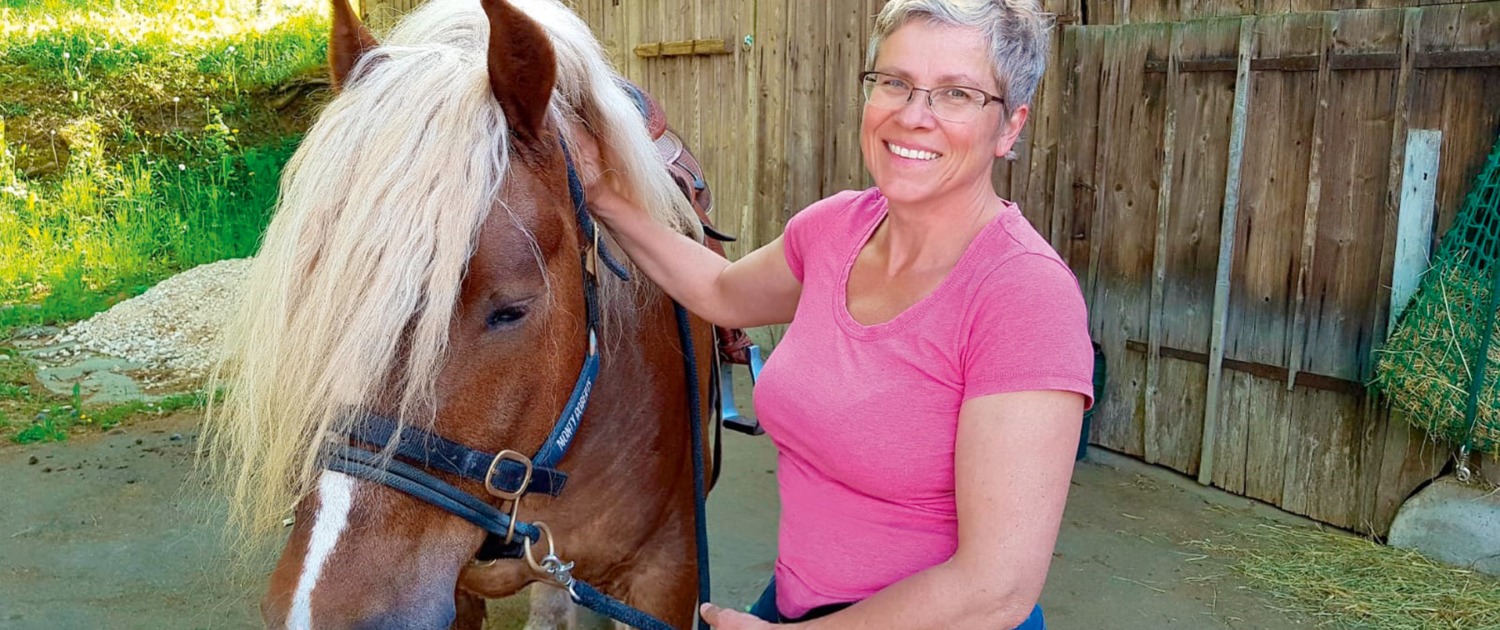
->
[365,0,1500,535]
[1049,6,1499,536]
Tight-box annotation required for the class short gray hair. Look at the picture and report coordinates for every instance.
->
[866,0,1052,109]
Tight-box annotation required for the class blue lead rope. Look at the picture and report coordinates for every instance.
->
[676,303,713,628]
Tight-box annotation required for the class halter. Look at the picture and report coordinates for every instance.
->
[324,141,710,630]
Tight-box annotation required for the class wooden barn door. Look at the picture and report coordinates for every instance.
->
[1067,4,1500,535]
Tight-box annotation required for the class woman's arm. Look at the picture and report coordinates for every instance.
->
[703,389,1085,630]
[569,125,801,328]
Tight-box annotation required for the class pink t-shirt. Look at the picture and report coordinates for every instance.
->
[754,188,1095,618]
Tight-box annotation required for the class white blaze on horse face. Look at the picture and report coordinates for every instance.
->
[290,471,356,630]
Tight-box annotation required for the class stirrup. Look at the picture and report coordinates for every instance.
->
[721,345,765,436]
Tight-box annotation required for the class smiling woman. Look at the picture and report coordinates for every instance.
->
[571,1,1092,628]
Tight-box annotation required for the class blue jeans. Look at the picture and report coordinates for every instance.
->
[748,577,1045,628]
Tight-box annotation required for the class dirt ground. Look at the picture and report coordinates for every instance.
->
[0,375,1314,629]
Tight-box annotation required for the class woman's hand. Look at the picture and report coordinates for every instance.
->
[565,120,635,224]
[700,603,779,629]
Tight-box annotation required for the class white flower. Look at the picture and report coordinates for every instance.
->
[178,164,186,171]
[226,46,236,53]
[62,52,70,59]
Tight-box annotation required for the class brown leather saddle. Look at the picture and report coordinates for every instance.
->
[620,80,756,366]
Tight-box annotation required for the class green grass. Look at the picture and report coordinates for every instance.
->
[0,0,324,436]
[0,0,326,334]
[9,389,207,445]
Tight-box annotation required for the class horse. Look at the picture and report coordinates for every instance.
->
[201,0,717,627]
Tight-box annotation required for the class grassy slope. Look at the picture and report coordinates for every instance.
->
[0,0,328,330]
[0,0,327,441]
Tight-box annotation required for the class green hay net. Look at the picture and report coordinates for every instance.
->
[1376,134,1500,459]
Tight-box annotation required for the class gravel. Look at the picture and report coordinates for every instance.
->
[54,258,250,379]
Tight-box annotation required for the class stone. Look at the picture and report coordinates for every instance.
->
[34,356,155,405]
[1388,476,1500,577]
[1481,451,1500,488]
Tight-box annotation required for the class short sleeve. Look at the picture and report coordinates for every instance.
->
[962,253,1095,407]
[781,190,865,283]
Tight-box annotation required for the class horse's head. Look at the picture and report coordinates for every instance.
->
[202,1,698,628]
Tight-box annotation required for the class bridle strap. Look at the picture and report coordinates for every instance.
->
[347,414,569,497]
[325,445,539,557]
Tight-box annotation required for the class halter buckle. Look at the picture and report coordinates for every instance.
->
[484,449,534,502]
[585,230,601,279]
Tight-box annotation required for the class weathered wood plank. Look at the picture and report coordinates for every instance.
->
[1234,374,1292,503]
[1049,26,1085,264]
[1025,18,1066,247]
[1285,12,1333,391]
[1091,25,1169,458]
[822,0,865,196]
[1180,0,1256,23]
[1086,25,1132,454]
[633,38,732,58]
[1065,26,1105,291]
[1214,12,1322,493]
[1149,17,1241,475]
[1299,8,1402,384]
[1161,18,1239,358]
[1282,390,1377,531]
[1084,26,1119,308]
[1143,23,1180,472]
[1198,15,1256,486]
[753,0,791,242]
[784,0,828,215]
[1371,408,1447,534]
[1389,129,1442,330]
[1374,7,1422,339]
[1282,8,1407,531]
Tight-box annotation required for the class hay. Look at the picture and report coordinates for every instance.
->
[1195,523,1500,629]
[1375,262,1500,456]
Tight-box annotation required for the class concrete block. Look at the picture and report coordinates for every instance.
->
[1388,476,1500,577]
[34,356,153,405]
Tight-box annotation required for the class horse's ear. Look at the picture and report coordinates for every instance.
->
[480,0,557,146]
[330,0,379,90]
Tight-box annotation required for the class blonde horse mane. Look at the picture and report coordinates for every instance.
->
[201,0,699,543]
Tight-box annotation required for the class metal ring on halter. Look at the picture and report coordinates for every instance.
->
[524,522,557,573]
[524,521,577,592]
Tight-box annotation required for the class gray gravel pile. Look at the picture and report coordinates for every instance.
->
[54,258,250,378]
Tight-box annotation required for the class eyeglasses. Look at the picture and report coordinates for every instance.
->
[859,71,1005,123]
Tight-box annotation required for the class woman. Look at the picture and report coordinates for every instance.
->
[572,1,1092,627]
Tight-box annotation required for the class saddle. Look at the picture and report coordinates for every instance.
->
[620,81,757,366]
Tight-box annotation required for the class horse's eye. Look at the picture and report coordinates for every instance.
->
[486,306,529,330]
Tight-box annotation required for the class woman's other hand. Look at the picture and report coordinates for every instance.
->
[701,603,779,629]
